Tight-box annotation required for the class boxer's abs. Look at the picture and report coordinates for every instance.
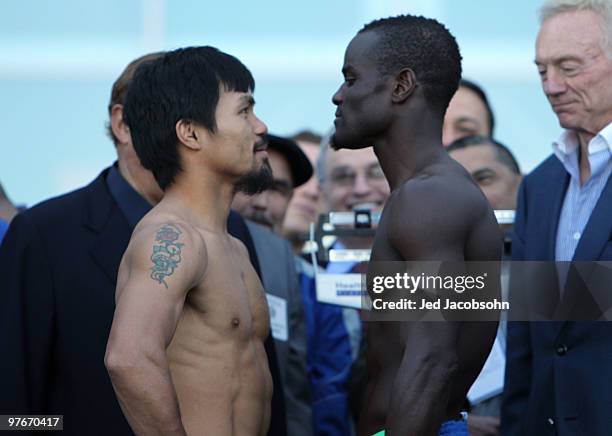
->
[167,305,272,435]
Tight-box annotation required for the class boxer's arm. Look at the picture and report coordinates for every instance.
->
[385,183,467,436]
[387,322,460,436]
[105,222,206,436]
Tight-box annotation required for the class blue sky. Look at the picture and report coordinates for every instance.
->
[0,0,559,207]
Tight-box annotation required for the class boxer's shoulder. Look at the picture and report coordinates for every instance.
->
[384,168,485,260]
[124,214,208,290]
[391,171,480,221]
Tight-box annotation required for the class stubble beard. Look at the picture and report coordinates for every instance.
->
[234,158,273,195]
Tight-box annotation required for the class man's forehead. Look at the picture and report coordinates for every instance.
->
[344,31,380,67]
[451,87,487,112]
[451,144,502,169]
[447,89,489,125]
[220,88,254,102]
[536,10,604,61]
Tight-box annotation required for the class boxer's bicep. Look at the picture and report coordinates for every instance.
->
[111,223,207,354]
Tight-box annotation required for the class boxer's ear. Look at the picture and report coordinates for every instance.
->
[392,68,417,103]
[176,119,203,151]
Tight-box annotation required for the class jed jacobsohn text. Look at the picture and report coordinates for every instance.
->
[371,272,487,294]
[369,272,509,313]
[372,298,508,311]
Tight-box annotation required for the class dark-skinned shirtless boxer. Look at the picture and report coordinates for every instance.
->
[331,16,502,436]
[105,47,274,436]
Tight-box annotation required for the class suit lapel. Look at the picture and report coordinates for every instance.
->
[83,170,133,287]
[549,164,612,334]
[540,162,570,260]
[533,160,568,335]
[90,211,132,286]
[555,173,612,328]
[573,172,612,261]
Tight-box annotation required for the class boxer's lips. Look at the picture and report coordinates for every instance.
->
[254,141,268,154]
[334,110,343,124]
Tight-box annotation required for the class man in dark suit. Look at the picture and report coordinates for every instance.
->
[0,53,286,435]
[502,2,612,435]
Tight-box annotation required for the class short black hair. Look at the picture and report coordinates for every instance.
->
[123,46,255,190]
[447,135,521,174]
[459,79,495,135]
[359,14,462,114]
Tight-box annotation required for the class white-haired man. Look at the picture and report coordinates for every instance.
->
[502,1,612,435]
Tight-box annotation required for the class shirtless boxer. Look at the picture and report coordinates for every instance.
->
[331,16,502,436]
[105,46,273,436]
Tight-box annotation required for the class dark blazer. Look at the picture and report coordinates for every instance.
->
[502,155,612,436]
[0,168,286,435]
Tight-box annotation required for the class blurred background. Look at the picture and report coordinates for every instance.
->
[0,0,559,207]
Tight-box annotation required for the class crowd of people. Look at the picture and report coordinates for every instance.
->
[1,0,611,435]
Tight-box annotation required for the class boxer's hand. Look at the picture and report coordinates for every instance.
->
[467,415,500,436]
